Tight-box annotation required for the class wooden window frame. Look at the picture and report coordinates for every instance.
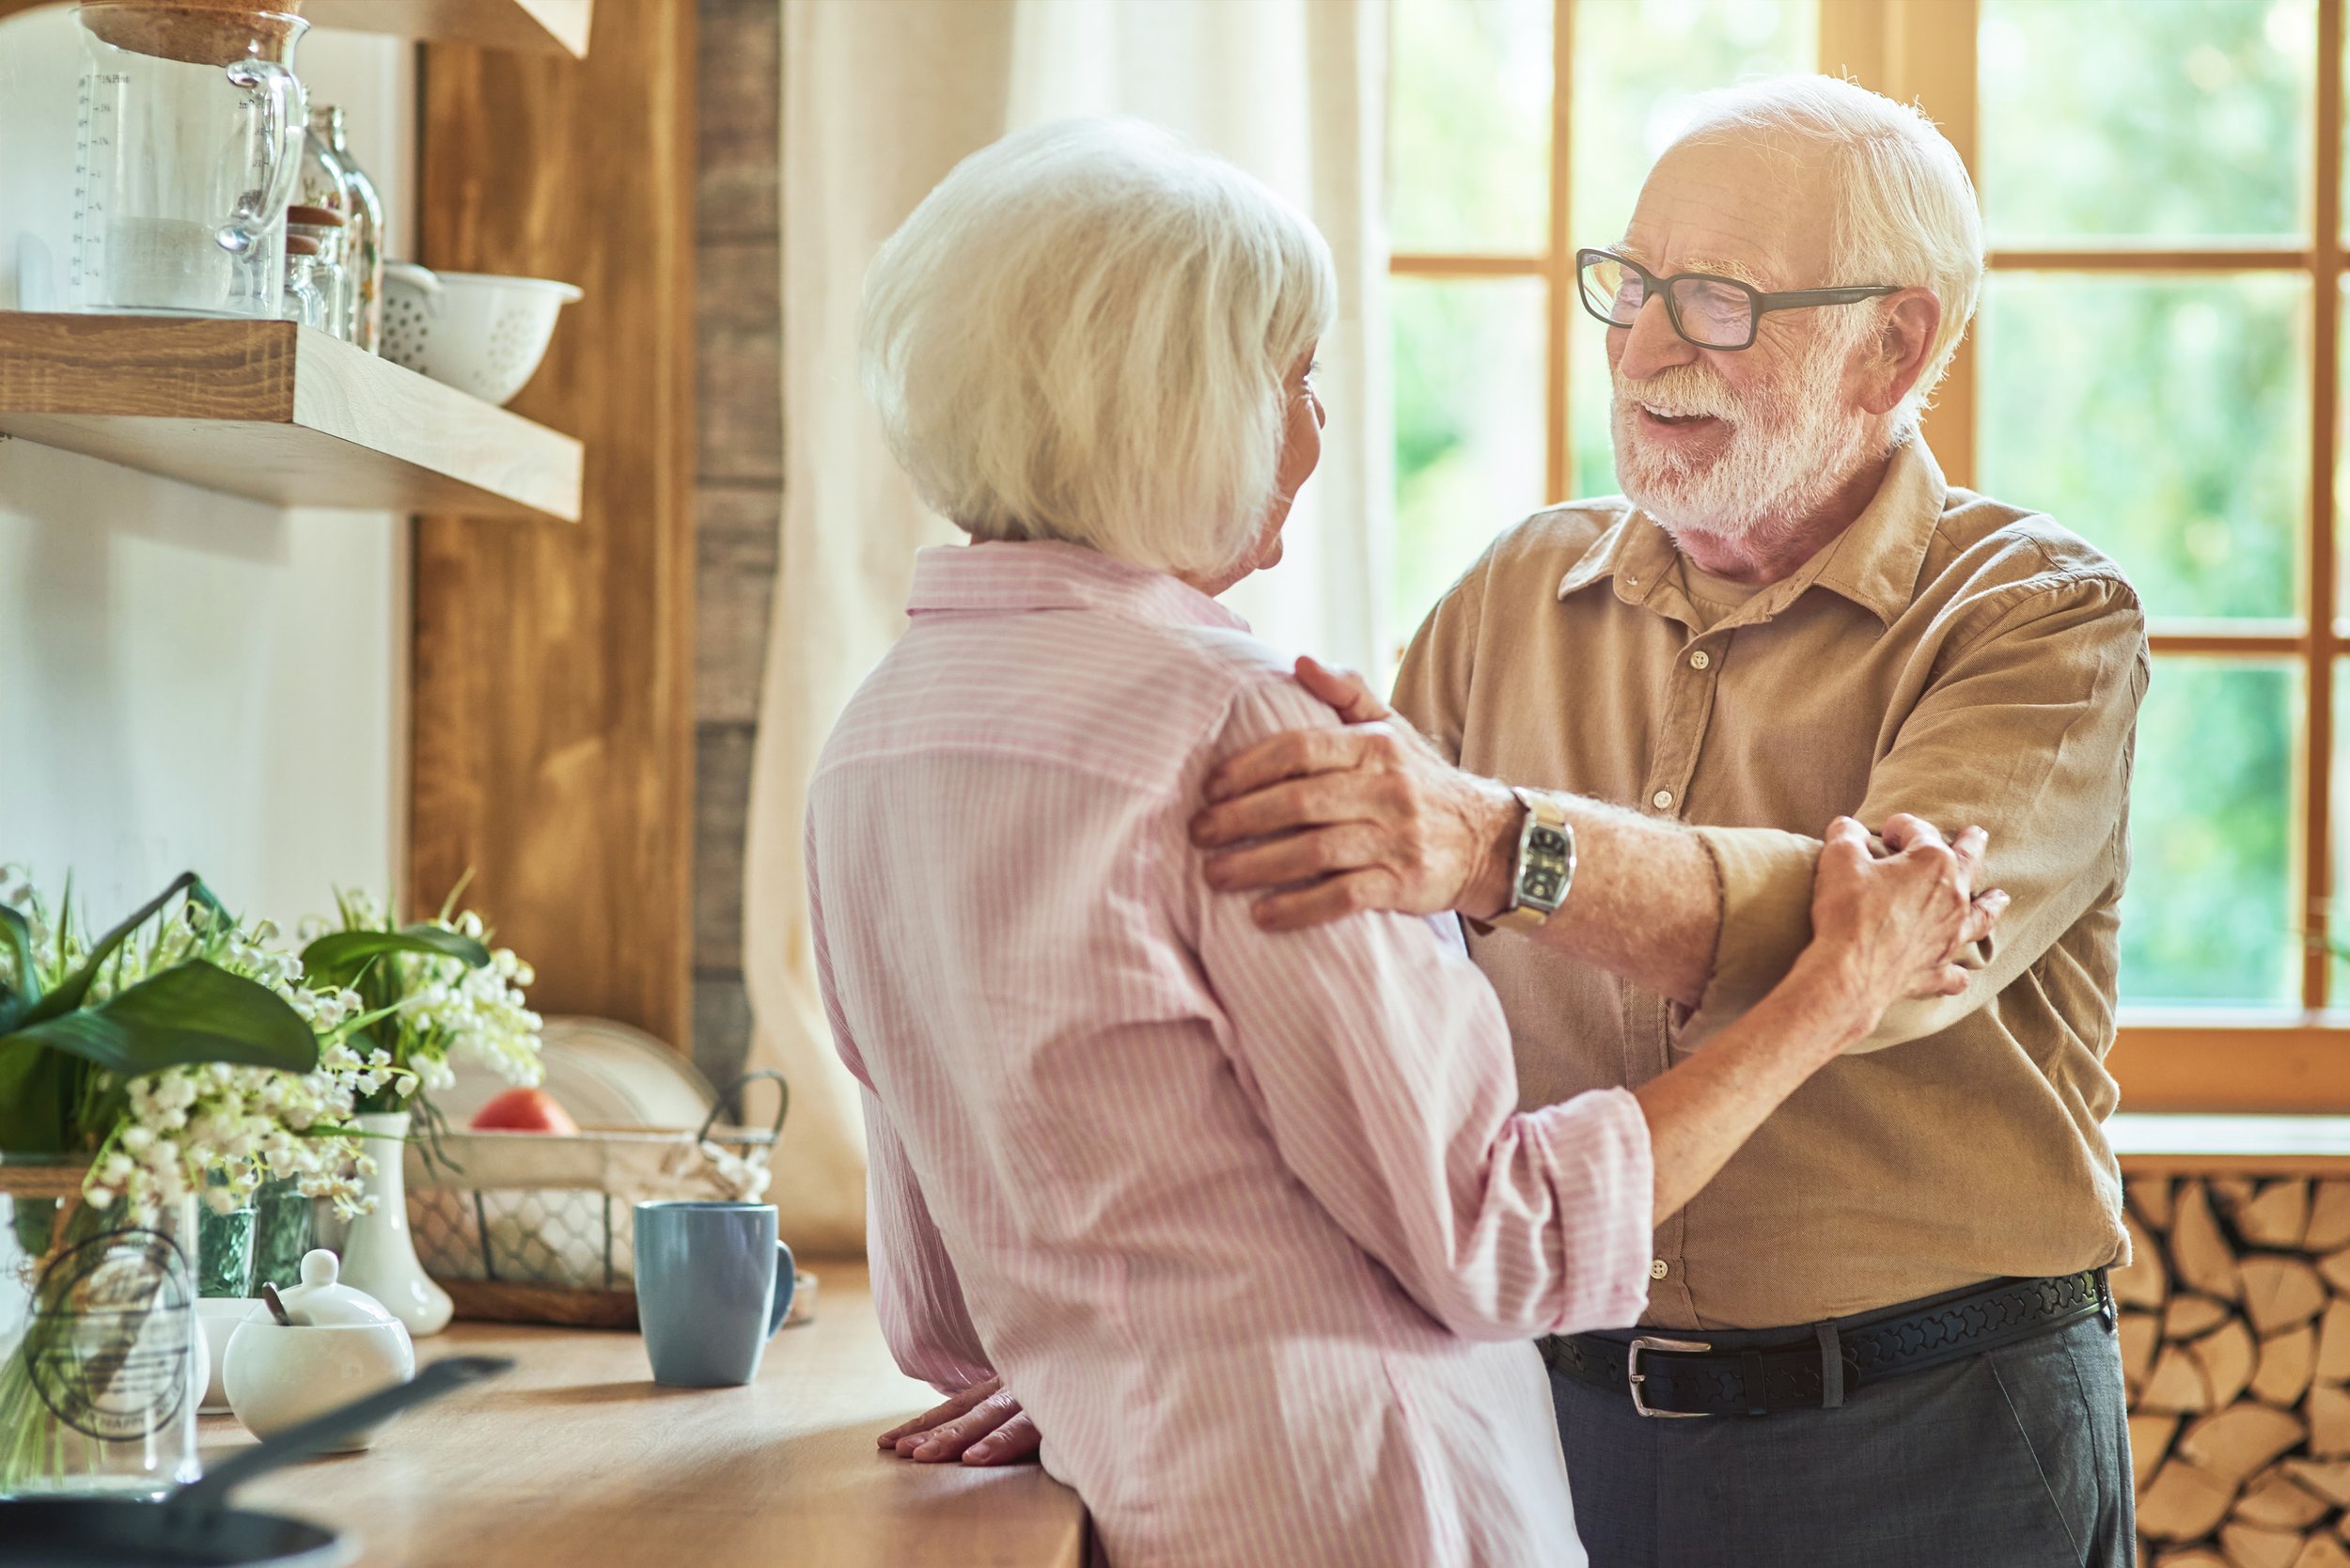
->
[1392,0,2350,1109]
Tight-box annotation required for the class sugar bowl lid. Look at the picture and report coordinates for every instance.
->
[277,1248,401,1327]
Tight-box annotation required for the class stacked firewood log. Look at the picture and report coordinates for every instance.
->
[2123,1176,2350,1567]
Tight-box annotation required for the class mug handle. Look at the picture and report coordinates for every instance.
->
[766,1240,796,1338]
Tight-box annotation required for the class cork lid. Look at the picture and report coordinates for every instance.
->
[81,2,308,69]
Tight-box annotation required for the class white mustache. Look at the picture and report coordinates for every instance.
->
[1616,369,1744,423]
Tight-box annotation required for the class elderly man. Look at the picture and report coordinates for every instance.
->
[1184,76,2147,1565]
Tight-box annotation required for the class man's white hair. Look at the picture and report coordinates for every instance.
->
[1671,75,1983,430]
[861,118,1337,577]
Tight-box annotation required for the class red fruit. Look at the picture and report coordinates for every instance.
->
[470,1087,579,1134]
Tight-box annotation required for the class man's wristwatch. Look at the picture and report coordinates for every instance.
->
[1489,786,1576,932]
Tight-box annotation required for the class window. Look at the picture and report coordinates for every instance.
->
[1388,0,2350,1103]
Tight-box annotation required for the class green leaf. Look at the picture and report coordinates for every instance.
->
[0,1043,76,1155]
[300,925,490,989]
[10,1197,57,1259]
[0,959,318,1080]
[0,902,35,1032]
[20,871,222,1027]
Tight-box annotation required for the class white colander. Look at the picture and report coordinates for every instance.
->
[379,260,583,406]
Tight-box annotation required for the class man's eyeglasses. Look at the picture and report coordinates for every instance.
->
[1574,248,1901,352]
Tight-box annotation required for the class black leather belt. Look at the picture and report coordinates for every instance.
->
[1541,1269,2112,1419]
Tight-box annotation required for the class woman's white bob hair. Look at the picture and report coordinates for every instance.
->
[860,118,1338,578]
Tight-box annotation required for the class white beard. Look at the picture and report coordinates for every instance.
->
[1609,325,1878,554]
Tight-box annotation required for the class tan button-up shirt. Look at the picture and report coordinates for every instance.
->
[1391,440,2150,1330]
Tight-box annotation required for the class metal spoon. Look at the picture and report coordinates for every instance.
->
[259,1281,293,1326]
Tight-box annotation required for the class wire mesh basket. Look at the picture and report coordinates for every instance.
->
[404,1072,786,1325]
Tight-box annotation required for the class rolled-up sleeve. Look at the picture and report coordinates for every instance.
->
[1189,678,1655,1340]
[1688,570,2149,1053]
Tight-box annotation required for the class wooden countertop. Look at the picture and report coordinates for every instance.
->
[198,1262,1086,1568]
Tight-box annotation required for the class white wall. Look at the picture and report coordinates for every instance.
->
[0,9,414,934]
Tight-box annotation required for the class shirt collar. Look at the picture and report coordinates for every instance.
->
[906,540,1250,633]
[1556,439,1950,629]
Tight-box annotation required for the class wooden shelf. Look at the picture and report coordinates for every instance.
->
[304,0,591,57]
[0,0,593,56]
[0,314,582,522]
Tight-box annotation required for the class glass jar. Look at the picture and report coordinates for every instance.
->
[0,1188,199,1497]
[296,115,356,338]
[281,233,329,330]
[310,105,384,350]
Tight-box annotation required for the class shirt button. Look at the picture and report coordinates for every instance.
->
[1650,1259,1669,1280]
[1652,790,1674,811]
[1688,650,1711,671]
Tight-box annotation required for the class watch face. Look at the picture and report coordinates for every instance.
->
[1528,826,1571,857]
[1525,868,1562,902]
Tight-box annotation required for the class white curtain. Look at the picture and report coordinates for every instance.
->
[744,0,1391,1252]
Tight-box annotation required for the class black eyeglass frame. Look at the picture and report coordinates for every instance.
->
[1574,247,1903,352]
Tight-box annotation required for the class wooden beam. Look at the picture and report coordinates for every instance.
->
[1545,0,1574,502]
[1989,246,2316,273]
[2146,621,2310,657]
[2302,0,2343,1008]
[2112,1026,2350,1113]
[1389,254,1546,278]
[408,0,697,1048]
[1820,0,1980,489]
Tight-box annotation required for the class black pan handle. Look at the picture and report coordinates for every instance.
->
[177,1354,515,1511]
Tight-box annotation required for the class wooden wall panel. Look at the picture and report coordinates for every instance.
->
[688,0,783,1090]
[408,0,697,1048]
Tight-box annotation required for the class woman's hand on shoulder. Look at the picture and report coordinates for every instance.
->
[1808,814,2006,1029]
[876,1374,1042,1466]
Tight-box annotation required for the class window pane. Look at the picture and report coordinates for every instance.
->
[1975,274,2308,620]
[1392,278,1547,640]
[2123,658,2298,1006]
[1569,0,1817,261]
[1980,0,2313,243]
[1566,0,1815,498]
[1389,0,1552,254]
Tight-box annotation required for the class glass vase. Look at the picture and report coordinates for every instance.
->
[337,1112,451,1337]
[0,1188,200,1497]
[248,1177,313,1294]
[195,1202,256,1299]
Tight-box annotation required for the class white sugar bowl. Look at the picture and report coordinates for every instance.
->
[195,1298,269,1414]
[224,1250,416,1450]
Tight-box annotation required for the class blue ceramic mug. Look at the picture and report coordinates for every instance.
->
[634,1200,796,1388]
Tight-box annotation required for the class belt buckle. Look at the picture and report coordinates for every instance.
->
[1627,1335,1714,1419]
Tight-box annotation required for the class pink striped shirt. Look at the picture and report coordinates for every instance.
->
[806,541,1655,1568]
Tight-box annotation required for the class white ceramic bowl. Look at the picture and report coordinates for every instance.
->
[379,260,582,406]
[195,1298,269,1414]
[224,1318,415,1451]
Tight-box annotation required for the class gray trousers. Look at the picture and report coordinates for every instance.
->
[1551,1313,2134,1568]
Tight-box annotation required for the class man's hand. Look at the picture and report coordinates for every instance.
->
[875,1374,1042,1466]
[1810,815,2009,1027]
[1190,655,1519,930]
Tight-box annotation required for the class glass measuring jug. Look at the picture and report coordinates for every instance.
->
[67,4,309,318]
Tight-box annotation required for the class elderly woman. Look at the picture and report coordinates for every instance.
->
[807,118,1986,1568]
